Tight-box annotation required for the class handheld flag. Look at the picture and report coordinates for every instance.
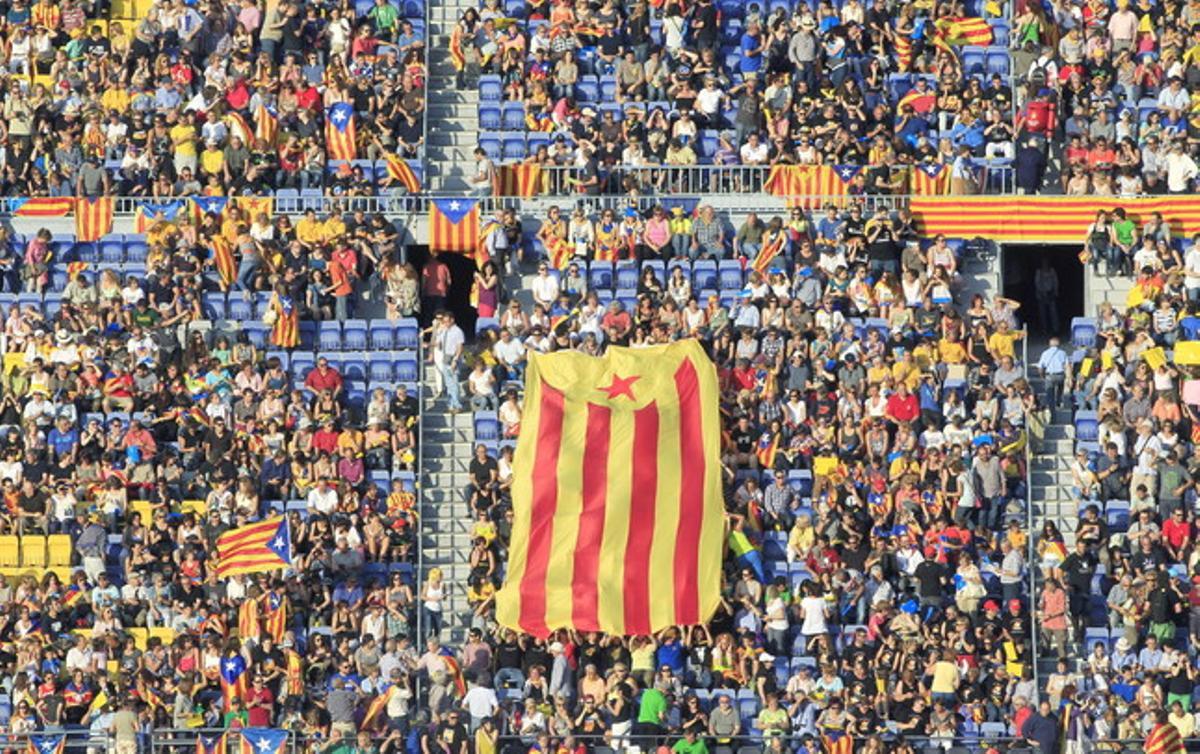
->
[385,154,422,193]
[215,515,292,577]
[263,591,288,643]
[361,684,397,729]
[325,103,357,161]
[755,432,780,469]
[449,24,466,71]
[28,736,65,754]
[934,16,994,47]
[219,654,248,709]
[751,232,786,275]
[238,729,289,754]
[197,733,228,754]
[495,340,724,637]
[75,197,114,242]
[440,647,467,697]
[225,111,255,146]
[255,103,279,147]
[210,236,237,289]
[545,235,573,270]
[429,198,481,256]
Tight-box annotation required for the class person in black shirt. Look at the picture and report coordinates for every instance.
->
[466,444,498,512]
[433,710,469,754]
[1059,540,1098,639]
[691,0,719,52]
[727,415,757,469]
[914,555,948,609]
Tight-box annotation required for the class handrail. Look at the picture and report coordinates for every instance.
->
[1021,330,1039,691]
[415,313,427,694]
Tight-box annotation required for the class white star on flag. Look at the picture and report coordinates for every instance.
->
[333,109,347,124]
[449,201,461,211]
[272,536,285,549]
[256,739,273,752]
[224,660,238,673]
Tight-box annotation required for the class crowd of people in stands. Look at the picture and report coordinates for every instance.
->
[457,0,1200,196]
[435,194,1122,754]
[1024,213,1200,747]
[0,0,426,199]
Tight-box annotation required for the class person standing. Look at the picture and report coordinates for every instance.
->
[1034,258,1060,334]
[1036,338,1069,410]
[421,254,450,326]
[436,312,465,413]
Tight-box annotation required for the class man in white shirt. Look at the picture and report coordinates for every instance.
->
[1165,141,1198,194]
[461,677,499,731]
[492,328,527,380]
[739,132,769,164]
[437,311,466,412]
[530,263,560,309]
[307,478,339,516]
[469,147,495,196]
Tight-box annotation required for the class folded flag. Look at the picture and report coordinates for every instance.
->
[496,340,724,637]
[215,515,292,577]
[28,735,65,754]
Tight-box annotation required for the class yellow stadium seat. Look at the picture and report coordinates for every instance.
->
[47,535,72,567]
[132,0,153,18]
[108,0,134,18]
[129,500,154,524]
[148,626,176,647]
[19,536,46,568]
[0,536,19,568]
[46,566,75,583]
[181,499,207,516]
[32,74,53,91]
[128,628,149,651]
[0,567,23,581]
[71,628,93,641]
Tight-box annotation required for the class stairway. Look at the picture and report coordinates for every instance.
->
[1028,396,1078,544]
[426,0,480,192]
[418,374,477,643]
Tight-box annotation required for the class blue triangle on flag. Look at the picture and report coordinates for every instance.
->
[266,519,291,560]
[433,198,480,225]
[834,165,861,182]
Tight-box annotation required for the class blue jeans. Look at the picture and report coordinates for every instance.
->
[439,363,462,410]
[235,257,260,292]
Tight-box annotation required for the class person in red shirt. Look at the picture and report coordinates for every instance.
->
[1162,508,1192,561]
[245,675,275,727]
[304,358,344,397]
[885,383,920,425]
[312,418,341,454]
[421,254,450,319]
[600,300,632,344]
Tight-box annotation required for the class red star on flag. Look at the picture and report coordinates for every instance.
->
[599,374,639,400]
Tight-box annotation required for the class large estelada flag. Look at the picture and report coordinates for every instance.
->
[911,196,1200,241]
[493,164,545,197]
[429,198,481,256]
[326,103,357,161]
[496,340,723,637]
[215,515,292,577]
[909,163,951,196]
[74,197,114,242]
[764,165,861,207]
[238,730,288,754]
[9,198,73,216]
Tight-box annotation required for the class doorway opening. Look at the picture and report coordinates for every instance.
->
[1001,244,1085,338]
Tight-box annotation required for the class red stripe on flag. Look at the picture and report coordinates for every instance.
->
[623,402,659,635]
[673,359,704,624]
[571,402,610,631]
[518,383,565,636]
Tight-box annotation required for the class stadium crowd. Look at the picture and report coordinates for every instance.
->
[0,0,427,198]
[457,0,1200,197]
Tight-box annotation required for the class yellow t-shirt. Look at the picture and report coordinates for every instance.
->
[169,124,197,158]
[988,331,1019,359]
[296,218,324,246]
[938,338,967,364]
[930,661,959,694]
[200,147,224,177]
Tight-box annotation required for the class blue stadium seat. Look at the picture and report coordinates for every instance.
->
[692,260,718,290]
[343,320,368,351]
[1070,317,1097,348]
[599,75,617,102]
[575,76,599,102]
[1105,500,1130,532]
[961,46,986,75]
[1074,410,1098,443]
[501,132,527,161]
[478,134,501,161]
[476,317,499,337]
[203,293,227,320]
[479,75,502,101]
[722,18,743,44]
[479,104,502,130]
[243,322,269,349]
[985,49,1011,76]
[318,322,343,351]
[50,270,68,292]
[228,295,253,321]
[527,134,551,155]
[615,261,638,290]
[395,354,419,383]
[887,73,913,100]
[988,19,1010,47]
[588,261,614,290]
[699,130,719,159]
[475,411,499,441]
[505,0,528,17]
[501,102,525,130]
[274,189,301,213]
[718,260,743,290]
[396,319,420,349]
[368,355,393,384]
[402,0,423,15]
[100,241,124,265]
[291,353,315,379]
[369,321,395,350]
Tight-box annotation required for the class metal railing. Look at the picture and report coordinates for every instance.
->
[1021,332,1040,690]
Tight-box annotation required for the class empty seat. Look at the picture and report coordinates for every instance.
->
[475,411,499,441]
[318,322,342,351]
[395,354,419,383]
[692,260,718,289]
[479,104,501,130]
[615,262,638,290]
[395,318,419,349]
[479,75,502,101]
[368,356,393,384]
[342,320,368,350]
[1071,316,1097,348]
[501,102,526,130]
[718,260,743,290]
[48,534,72,567]
[19,536,46,568]
[588,261,614,290]
[1074,410,1098,443]
[369,321,395,350]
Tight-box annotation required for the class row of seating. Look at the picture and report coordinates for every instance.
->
[0,534,73,569]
